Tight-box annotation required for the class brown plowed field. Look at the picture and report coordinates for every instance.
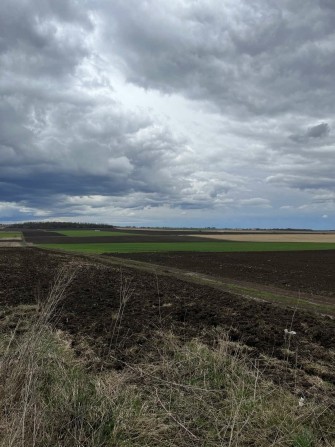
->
[114,251,335,299]
[23,233,210,244]
[0,247,334,401]
[22,230,67,239]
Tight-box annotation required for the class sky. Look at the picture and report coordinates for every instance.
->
[0,0,334,229]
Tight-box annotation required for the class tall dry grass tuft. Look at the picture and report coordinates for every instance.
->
[35,264,76,326]
[107,269,134,353]
[0,265,114,447]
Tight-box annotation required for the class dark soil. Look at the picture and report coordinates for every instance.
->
[113,251,335,299]
[22,230,67,239]
[22,230,210,244]
[24,235,213,244]
[0,248,334,401]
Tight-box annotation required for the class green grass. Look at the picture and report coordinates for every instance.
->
[38,241,335,254]
[56,230,136,237]
[0,232,21,238]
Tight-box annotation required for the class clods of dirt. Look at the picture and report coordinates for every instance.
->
[1,248,334,402]
[113,251,335,299]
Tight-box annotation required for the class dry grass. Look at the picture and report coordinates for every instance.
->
[0,269,334,446]
[105,331,334,447]
[0,328,115,447]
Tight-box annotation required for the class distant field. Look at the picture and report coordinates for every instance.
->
[38,241,335,254]
[0,232,21,239]
[192,233,335,242]
[56,230,136,237]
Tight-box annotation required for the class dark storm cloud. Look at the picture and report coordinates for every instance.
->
[0,0,208,219]
[0,0,92,79]
[99,0,335,117]
[290,122,331,143]
[0,88,192,208]
[307,123,330,139]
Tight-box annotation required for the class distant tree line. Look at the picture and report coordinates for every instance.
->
[7,221,115,230]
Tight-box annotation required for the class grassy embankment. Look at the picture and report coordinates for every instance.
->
[39,241,335,254]
[0,268,334,446]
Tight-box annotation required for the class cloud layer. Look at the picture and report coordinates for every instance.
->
[0,0,334,227]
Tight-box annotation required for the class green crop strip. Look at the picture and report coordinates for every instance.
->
[38,241,335,254]
[0,232,21,238]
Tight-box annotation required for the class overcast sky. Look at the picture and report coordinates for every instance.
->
[1,0,334,228]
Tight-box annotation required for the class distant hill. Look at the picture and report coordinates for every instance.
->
[7,221,115,230]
